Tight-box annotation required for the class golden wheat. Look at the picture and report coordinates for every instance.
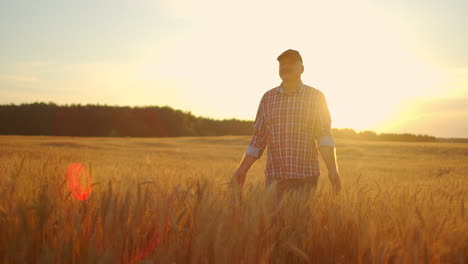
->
[0,135,466,263]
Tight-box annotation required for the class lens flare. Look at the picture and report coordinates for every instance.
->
[130,229,162,263]
[66,163,92,201]
[129,213,170,263]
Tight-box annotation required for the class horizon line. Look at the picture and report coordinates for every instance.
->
[2,101,467,140]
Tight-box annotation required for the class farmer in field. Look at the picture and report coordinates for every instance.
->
[232,49,341,202]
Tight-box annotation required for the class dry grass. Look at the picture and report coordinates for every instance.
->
[0,135,466,263]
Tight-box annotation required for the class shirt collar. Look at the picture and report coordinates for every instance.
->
[278,82,304,95]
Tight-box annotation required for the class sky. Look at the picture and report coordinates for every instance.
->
[0,0,467,138]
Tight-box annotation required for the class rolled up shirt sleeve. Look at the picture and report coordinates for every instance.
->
[246,97,268,158]
[315,92,335,147]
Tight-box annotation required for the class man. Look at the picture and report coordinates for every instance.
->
[231,49,341,202]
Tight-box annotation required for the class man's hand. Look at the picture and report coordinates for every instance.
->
[328,168,341,194]
[231,154,256,189]
[231,168,247,189]
[318,145,341,194]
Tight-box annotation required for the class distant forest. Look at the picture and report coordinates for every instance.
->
[0,102,449,142]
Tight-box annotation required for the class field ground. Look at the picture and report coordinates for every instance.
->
[0,135,467,263]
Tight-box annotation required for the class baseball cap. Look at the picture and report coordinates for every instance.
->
[277,49,303,63]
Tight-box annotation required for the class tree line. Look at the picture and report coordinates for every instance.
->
[0,102,438,142]
[0,102,252,137]
[331,128,437,142]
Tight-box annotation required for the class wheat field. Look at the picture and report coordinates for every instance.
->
[0,135,466,263]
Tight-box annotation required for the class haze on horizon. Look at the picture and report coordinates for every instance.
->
[1,0,467,138]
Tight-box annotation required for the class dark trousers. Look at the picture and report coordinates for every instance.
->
[264,175,319,206]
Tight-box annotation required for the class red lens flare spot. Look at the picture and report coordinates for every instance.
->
[129,214,170,264]
[66,163,92,201]
[130,230,162,264]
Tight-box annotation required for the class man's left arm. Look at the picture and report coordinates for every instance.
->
[318,145,341,193]
[315,92,341,193]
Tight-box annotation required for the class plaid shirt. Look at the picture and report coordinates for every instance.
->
[246,83,335,179]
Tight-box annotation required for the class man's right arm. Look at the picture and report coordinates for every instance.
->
[232,96,267,188]
[232,154,257,187]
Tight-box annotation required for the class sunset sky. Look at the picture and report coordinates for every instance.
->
[1,0,467,138]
